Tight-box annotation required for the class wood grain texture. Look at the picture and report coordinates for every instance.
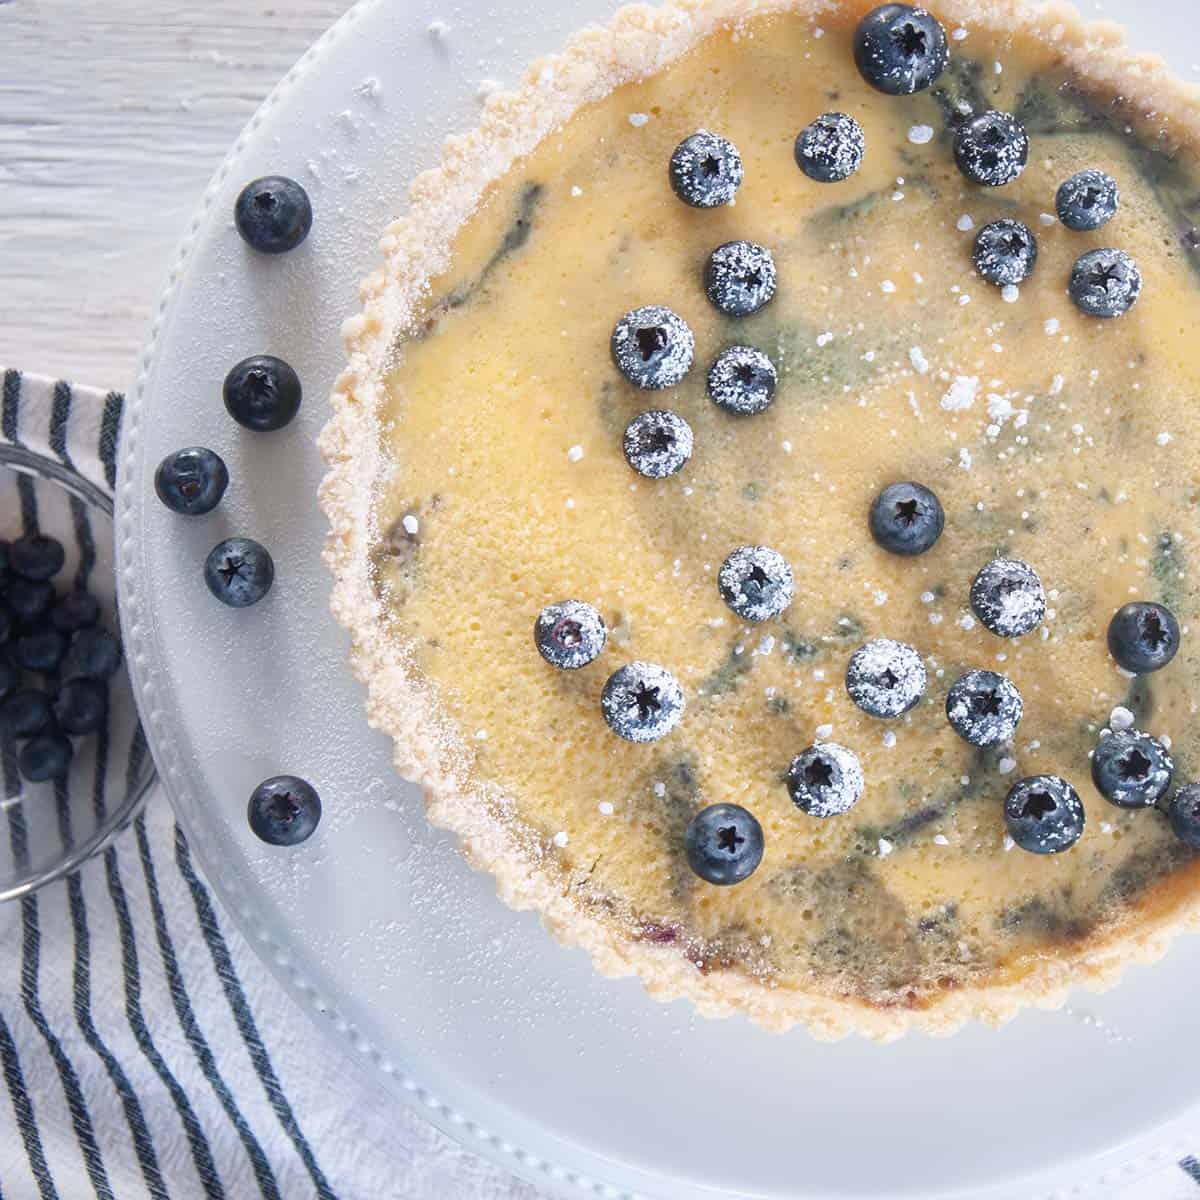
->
[0,0,347,388]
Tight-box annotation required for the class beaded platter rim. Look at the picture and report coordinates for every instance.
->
[317,0,1200,1046]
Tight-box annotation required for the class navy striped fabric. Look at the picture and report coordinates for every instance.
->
[0,370,546,1200]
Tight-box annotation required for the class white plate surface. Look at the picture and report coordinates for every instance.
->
[116,2,1200,1196]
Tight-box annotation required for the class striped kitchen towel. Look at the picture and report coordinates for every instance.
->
[0,367,1198,1200]
[0,370,541,1200]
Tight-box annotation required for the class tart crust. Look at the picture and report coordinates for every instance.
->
[318,0,1200,1040]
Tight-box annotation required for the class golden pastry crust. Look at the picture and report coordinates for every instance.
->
[318,0,1200,1040]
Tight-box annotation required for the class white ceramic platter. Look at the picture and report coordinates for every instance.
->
[116,1,1200,1196]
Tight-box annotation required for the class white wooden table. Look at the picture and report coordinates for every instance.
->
[0,0,347,389]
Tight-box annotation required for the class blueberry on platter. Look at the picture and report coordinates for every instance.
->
[235,176,313,254]
[224,355,303,432]
[1107,601,1179,673]
[155,447,230,515]
[204,538,275,608]
[868,481,944,556]
[853,4,948,95]
[669,130,743,208]
[248,775,322,845]
[1004,775,1085,854]
[685,803,764,885]
[611,306,695,390]
[1091,729,1173,809]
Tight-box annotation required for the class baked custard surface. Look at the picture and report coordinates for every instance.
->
[321,0,1200,1037]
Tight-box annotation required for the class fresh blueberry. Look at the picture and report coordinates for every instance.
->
[155,447,230,515]
[704,240,777,317]
[1056,169,1119,231]
[611,306,695,390]
[953,111,1029,187]
[234,176,313,254]
[50,590,100,634]
[247,775,322,846]
[534,600,606,670]
[62,628,123,680]
[868,481,944,556]
[853,4,948,95]
[1167,784,1200,848]
[795,113,865,183]
[685,803,764,885]
[6,577,54,622]
[0,689,52,737]
[224,355,302,432]
[0,659,18,702]
[53,678,108,736]
[19,733,73,783]
[9,534,65,582]
[204,538,275,608]
[945,669,1023,748]
[1069,248,1141,318]
[668,130,744,208]
[970,558,1045,638]
[11,627,67,674]
[707,346,777,416]
[973,219,1038,286]
[601,662,684,743]
[1107,601,1179,673]
[717,545,794,622]
[0,605,10,644]
[1091,728,1173,809]
[787,742,865,818]
[845,638,926,718]
[623,410,693,479]
[1004,775,1085,854]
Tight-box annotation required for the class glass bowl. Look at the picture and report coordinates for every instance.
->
[0,446,155,901]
